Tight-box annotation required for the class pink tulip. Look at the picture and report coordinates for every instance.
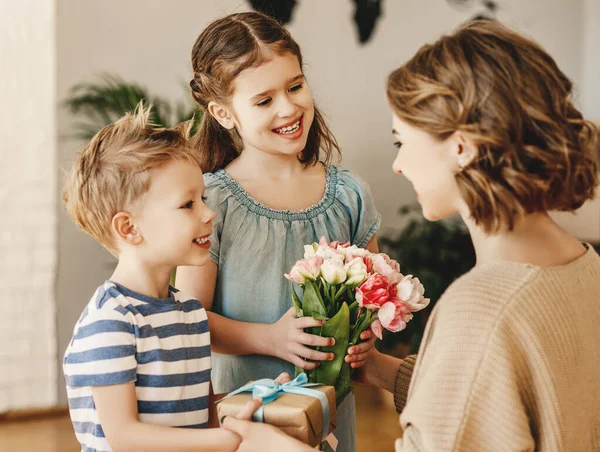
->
[370,319,383,340]
[284,256,324,284]
[378,299,414,333]
[356,274,396,309]
[396,275,430,312]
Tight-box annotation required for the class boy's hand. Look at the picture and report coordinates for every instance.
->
[223,414,312,452]
[269,308,335,370]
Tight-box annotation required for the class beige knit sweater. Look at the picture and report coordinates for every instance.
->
[393,244,600,452]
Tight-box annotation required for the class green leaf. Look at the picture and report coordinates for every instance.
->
[311,314,329,321]
[291,284,303,317]
[335,362,352,404]
[348,301,359,324]
[314,302,350,388]
[302,280,327,318]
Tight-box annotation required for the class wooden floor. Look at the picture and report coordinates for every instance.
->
[0,384,401,451]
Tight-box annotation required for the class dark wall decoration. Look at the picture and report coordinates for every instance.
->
[352,0,384,44]
[247,0,384,44]
[247,0,298,25]
[447,0,498,20]
[246,1,499,44]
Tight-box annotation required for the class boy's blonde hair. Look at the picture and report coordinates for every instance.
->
[62,104,201,255]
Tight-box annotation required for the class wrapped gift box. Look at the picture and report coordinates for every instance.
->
[217,384,336,448]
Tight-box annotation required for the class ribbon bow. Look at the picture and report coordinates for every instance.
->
[219,373,331,442]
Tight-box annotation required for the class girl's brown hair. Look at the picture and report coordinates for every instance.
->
[189,12,340,173]
[387,20,598,233]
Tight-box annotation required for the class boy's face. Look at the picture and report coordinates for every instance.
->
[132,159,215,269]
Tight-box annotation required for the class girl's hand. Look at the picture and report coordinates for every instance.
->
[269,307,335,370]
[345,329,377,370]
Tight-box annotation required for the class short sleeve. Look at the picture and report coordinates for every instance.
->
[63,307,137,387]
[203,173,227,265]
[336,168,381,247]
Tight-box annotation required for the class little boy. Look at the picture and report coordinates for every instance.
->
[62,105,248,451]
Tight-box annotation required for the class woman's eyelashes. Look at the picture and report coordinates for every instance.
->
[393,141,403,149]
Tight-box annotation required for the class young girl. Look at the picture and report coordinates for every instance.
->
[221,19,600,452]
[176,12,379,451]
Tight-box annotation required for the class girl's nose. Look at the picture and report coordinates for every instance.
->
[277,95,297,117]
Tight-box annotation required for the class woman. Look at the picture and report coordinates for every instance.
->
[224,20,600,452]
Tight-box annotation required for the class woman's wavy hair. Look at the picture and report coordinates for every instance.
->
[387,20,598,233]
[189,12,340,173]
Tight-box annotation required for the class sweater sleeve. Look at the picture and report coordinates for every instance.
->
[393,354,417,413]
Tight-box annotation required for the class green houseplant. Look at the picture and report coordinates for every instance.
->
[64,74,201,140]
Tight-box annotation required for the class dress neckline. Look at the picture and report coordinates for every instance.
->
[213,164,338,221]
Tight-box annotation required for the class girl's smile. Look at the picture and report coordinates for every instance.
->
[272,114,304,140]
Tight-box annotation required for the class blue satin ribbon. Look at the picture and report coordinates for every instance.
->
[219,373,331,443]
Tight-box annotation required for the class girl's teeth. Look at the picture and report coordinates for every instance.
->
[275,120,300,134]
[194,237,208,244]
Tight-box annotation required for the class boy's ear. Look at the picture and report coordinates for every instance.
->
[451,131,478,170]
[112,212,143,246]
[208,101,235,130]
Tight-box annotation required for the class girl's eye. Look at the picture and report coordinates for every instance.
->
[180,200,194,209]
[256,98,272,107]
[393,141,403,149]
[201,196,208,203]
[289,83,303,92]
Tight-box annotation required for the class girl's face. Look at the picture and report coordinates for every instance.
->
[391,113,466,221]
[227,52,315,158]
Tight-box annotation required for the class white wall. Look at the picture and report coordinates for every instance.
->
[550,0,600,242]
[582,0,600,120]
[55,0,594,405]
[0,0,58,411]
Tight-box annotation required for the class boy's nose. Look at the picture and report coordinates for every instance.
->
[203,207,216,223]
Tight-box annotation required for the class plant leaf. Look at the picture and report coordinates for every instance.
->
[314,302,350,388]
[291,284,303,317]
[302,280,327,318]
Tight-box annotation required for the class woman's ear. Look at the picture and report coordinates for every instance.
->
[451,131,477,169]
[208,101,235,130]
[112,212,143,246]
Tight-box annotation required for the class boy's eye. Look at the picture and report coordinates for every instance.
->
[289,83,303,92]
[256,98,272,107]
[201,196,208,203]
[180,200,194,209]
[393,141,403,149]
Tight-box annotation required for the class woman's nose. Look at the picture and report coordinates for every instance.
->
[392,154,403,175]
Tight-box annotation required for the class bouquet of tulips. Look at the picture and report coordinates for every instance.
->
[285,238,430,403]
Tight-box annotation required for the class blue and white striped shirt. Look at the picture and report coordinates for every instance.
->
[64,281,211,452]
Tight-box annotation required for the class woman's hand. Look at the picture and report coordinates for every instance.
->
[268,307,335,370]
